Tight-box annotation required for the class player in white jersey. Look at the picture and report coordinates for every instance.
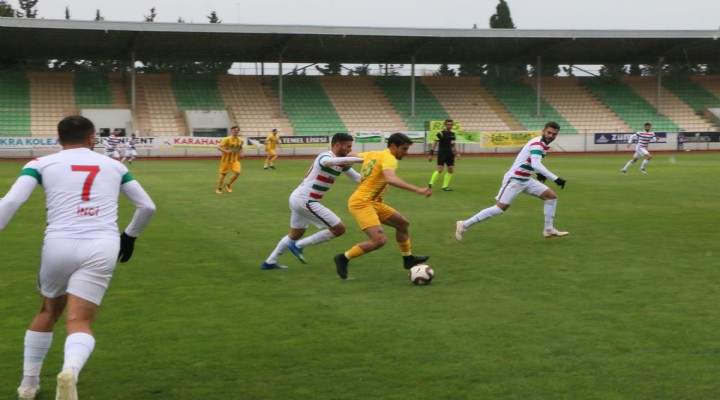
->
[121,132,138,165]
[104,129,121,160]
[261,133,363,270]
[0,116,156,400]
[455,121,569,241]
[621,122,656,174]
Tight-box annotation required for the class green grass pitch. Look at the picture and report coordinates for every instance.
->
[1,152,719,399]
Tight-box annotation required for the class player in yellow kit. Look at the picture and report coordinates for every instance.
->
[333,132,432,279]
[216,126,243,194]
[263,128,281,170]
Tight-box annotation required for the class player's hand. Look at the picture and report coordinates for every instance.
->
[428,155,433,162]
[536,173,547,182]
[553,178,567,189]
[418,187,432,197]
[118,232,137,263]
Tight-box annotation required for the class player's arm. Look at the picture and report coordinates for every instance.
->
[343,168,362,184]
[529,154,566,189]
[452,140,460,160]
[382,168,431,197]
[428,141,438,161]
[0,175,38,230]
[627,133,637,148]
[321,156,364,167]
[118,179,156,262]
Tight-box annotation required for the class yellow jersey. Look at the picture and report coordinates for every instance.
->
[265,134,280,151]
[349,149,398,203]
[219,135,243,164]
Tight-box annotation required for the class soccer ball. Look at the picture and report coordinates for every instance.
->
[408,264,434,285]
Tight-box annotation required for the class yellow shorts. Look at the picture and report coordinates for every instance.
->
[267,149,277,157]
[349,200,397,230]
[219,161,241,174]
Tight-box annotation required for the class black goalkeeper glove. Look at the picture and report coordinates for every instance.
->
[554,178,567,189]
[536,173,547,183]
[118,232,137,263]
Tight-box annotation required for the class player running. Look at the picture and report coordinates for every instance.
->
[263,128,282,170]
[103,129,121,160]
[261,133,363,270]
[121,132,138,165]
[455,121,568,241]
[620,122,656,174]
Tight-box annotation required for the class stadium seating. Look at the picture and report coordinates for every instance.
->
[374,76,448,131]
[172,74,225,109]
[317,76,408,133]
[581,78,680,132]
[483,78,577,133]
[663,78,720,114]
[218,75,294,135]
[74,73,114,108]
[527,77,630,134]
[0,72,31,136]
[28,72,77,136]
[620,76,714,132]
[134,74,186,136]
[273,76,347,136]
[421,76,518,132]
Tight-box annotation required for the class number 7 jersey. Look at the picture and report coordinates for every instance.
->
[16,147,136,240]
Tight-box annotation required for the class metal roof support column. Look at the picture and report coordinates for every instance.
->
[410,55,416,118]
[656,57,664,115]
[535,56,542,117]
[278,54,284,118]
[130,51,136,113]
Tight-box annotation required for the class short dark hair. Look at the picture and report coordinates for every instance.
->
[445,119,453,123]
[544,121,560,130]
[387,132,413,147]
[231,125,240,130]
[57,116,95,145]
[331,132,354,145]
[644,122,652,126]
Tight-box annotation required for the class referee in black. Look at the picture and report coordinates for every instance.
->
[428,119,460,191]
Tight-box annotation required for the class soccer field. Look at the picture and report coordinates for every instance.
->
[1,152,719,399]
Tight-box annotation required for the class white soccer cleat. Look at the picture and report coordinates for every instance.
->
[455,221,466,241]
[17,384,39,400]
[56,369,77,400]
[640,168,647,174]
[544,228,569,238]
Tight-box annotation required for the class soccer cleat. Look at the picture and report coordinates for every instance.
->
[543,228,569,238]
[640,168,646,174]
[270,165,276,169]
[17,384,39,400]
[225,184,233,193]
[263,166,268,170]
[427,184,432,189]
[442,187,453,191]
[455,221,466,241]
[261,262,288,270]
[56,369,77,400]
[620,169,626,174]
[403,255,430,270]
[215,188,222,194]
[287,241,306,264]
[334,253,349,279]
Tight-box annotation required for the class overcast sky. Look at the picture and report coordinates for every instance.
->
[9,0,720,30]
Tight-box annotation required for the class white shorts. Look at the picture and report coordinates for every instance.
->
[105,150,120,158]
[634,147,650,158]
[495,177,549,205]
[39,238,119,305]
[124,149,137,158]
[289,196,341,230]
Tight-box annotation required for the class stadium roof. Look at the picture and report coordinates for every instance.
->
[1,18,720,65]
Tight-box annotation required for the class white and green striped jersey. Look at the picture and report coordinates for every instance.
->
[505,136,558,182]
[630,131,656,149]
[292,151,362,202]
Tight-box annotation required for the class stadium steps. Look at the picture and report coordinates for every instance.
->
[28,72,77,136]
[663,78,720,113]
[525,77,630,134]
[483,78,577,133]
[318,76,408,133]
[74,73,114,109]
[693,76,720,100]
[475,82,524,131]
[172,74,226,109]
[135,74,186,136]
[0,72,31,136]
[421,76,514,132]
[218,75,293,136]
[272,76,347,136]
[581,78,679,132]
[374,76,448,131]
[621,76,715,132]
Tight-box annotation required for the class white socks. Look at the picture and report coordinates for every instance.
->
[63,332,95,382]
[296,229,336,248]
[641,159,649,169]
[21,330,54,387]
[622,159,636,171]
[544,199,557,230]
[266,235,293,264]
[464,205,504,229]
